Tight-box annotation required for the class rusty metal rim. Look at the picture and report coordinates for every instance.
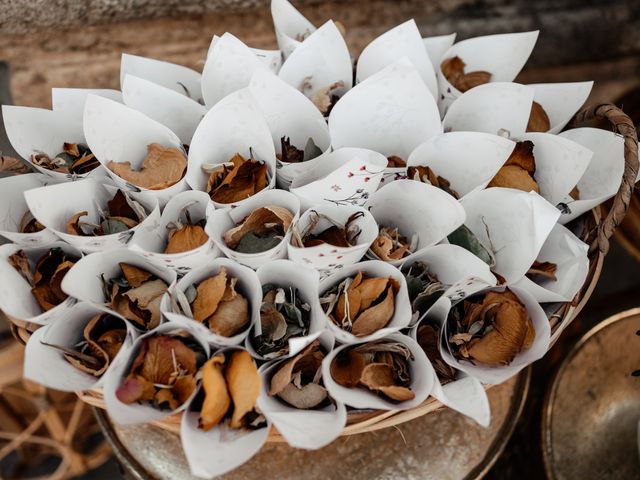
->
[541,307,640,480]
[93,367,531,480]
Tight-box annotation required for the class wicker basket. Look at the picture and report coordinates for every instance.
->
[7,103,639,441]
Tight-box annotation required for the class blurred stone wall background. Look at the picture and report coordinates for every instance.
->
[0,0,638,108]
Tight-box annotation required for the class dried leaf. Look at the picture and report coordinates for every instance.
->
[8,250,32,285]
[359,363,415,402]
[351,284,395,337]
[0,155,31,175]
[226,350,260,429]
[269,340,322,395]
[448,289,534,366]
[488,165,540,193]
[447,225,494,266]
[386,156,406,168]
[310,81,344,115]
[120,263,153,287]
[295,211,363,248]
[207,293,249,337]
[526,261,558,281]
[192,269,228,322]
[205,153,268,204]
[441,56,491,92]
[66,211,89,235]
[277,137,304,164]
[407,165,460,199]
[417,323,456,383]
[19,210,45,233]
[277,382,328,409]
[527,101,551,132]
[123,279,167,327]
[200,355,231,431]
[164,225,208,254]
[107,143,187,190]
[330,349,365,388]
[371,226,412,261]
[223,206,293,252]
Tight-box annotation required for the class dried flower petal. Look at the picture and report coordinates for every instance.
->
[205,153,268,204]
[107,144,187,190]
[488,141,539,193]
[200,354,231,431]
[226,350,260,429]
[527,101,551,132]
[441,56,491,92]
[223,206,293,252]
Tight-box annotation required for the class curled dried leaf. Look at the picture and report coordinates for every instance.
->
[371,226,413,261]
[205,153,268,204]
[107,143,187,190]
[19,210,45,233]
[293,211,363,248]
[441,56,491,92]
[527,101,551,132]
[359,363,415,402]
[448,289,534,366]
[386,156,406,168]
[308,80,344,115]
[226,350,260,429]
[223,206,293,253]
[200,355,230,431]
[164,224,208,254]
[488,141,539,193]
[416,323,456,383]
[330,349,365,388]
[407,165,460,199]
[526,260,558,282]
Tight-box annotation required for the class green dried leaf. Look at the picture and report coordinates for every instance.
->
[235,231,282,254]
[101,218,130,235]
[447,225,494,266]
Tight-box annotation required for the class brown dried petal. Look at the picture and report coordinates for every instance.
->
[330,350,366,388]
[505,141,535,173]
[192,269,228,322]
[200,354,230,431]
[354,277,390,311]
[223,206,293,249]
[351,284,395,337]
[207,154,268,204]
[107,143,186,190]
[455,71,491,92]
[119,263,153,288]
[441,56,465,85]
[269,340,321,395]
[164,225,208,254]
[359,363,415,402]
[226,350,260,429]
[386,156,406,168]
[527,101,551,132]
[138,335,197,385]
[488,165,540,193]
[207,293,249,337]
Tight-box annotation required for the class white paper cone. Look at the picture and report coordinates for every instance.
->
[438,286,550,385]
[271,0,316,58]
[322,332,435,410]
[422,33,457,67]
[357,20,438,98]
[0,241,82,325]
[23,302,137,391]
[512,223,589,303]
[319,260,412,344]
[257,354,347,449]
[207,35,282,73]
[128,190,219,275]
[289,147,387,211]
[530,82,593,134]
[102,321,211,425]
[329,61,442,160]
[120,53,203,104]
[0,173,59,246]
[520,132,593,206]
[52,88,123,128]
[2,105,90,179]
[161,258,262,346]
[83,94,189,207]
[202,33,271,108]
[459,187,560,284]
[245,260,324,360]
[248,69,331,188]
[443,82,534,138]
[181,346,270,478]
[407,131,516,198]
[122,74,206,146]
[60,247,176,307]
[24,179,160,253]
[365,180,466,266]
[557,127,626,223]
[401,243,497,302]
[437,31,539,113]
[407,318,490,426]
[287,204,378,276]
[186,88,276,206]
[206,189,300,269]
[278,20,352,100]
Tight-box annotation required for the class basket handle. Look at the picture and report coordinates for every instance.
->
[569,104,639,255]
